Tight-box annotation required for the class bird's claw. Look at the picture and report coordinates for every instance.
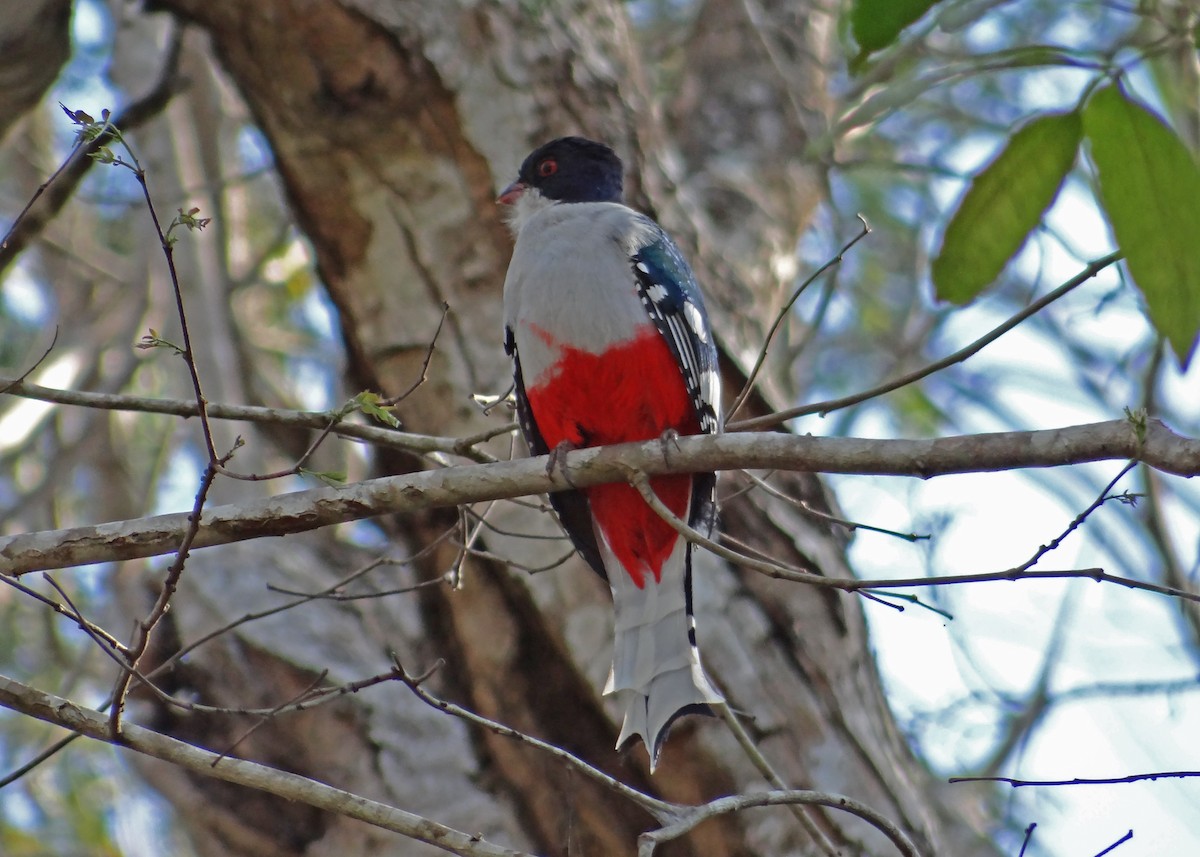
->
[658,428,681,465]
[547,439,579,488]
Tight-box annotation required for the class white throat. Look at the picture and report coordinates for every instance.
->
[503,187,558,235]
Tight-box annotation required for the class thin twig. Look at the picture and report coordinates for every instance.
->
[1,544,459,786]
[392,656,679,823]
[0,327,59,396]
[218,306,455,481]
[0,377,502,463]
[215,414,340,481]
[725,215,871,421]
[1017,823,1036,857]
[626,465,817,581]
[1051,675,1200,704]
[0,130,92,254]
[40,574,129,657]
[267,573,453,602]
[0,574,128,656]
[126,157,219,462]
[637,788,922,857]
[212,671,330,765]
[0,676,536,857]
[623,465,1200,605]
[1017,461,1137,571]
[950,771,1200,787]
[717,704,840,856]
[108,448,232,736]
[731,251,1123,431]
[743,470,929,541]
[1094,830,1134,857]
[455,544,578,576]
[0,732,82,788]
[380,301,450,406]
[0,29,182,273]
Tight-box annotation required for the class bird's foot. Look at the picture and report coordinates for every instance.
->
[658,428,682,465]
[547,439,579,487]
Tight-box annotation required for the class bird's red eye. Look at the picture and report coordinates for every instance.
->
[538,158,558,177]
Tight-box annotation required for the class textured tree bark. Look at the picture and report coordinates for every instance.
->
[108,1,999,855]
[0,0,72,143]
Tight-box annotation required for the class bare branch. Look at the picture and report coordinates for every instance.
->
[1016,461,1138,571]
[379,301,450,406]
[0,676,536,857]
[950,771,1200,787]
[0,376,504,462]
[0,327,59,396]
[109,452,226,736]
[401,645,912,855]
[627,468,1200,607]
[725,215,871,421]
[1052,675,1200,703]
[1095,830,1134,857]
[732,251,1123,431]
[742,470,929,541]
[1017,823,1036,857]
[393,657,677,823]
[1,419,1196,574]
[638,788,923,857]
[0,30,181,273]
[0,573,128,654]
[716,704,839,856]
[213,670,330,765]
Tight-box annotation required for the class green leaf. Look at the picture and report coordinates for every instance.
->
[932,111,1082,304]
[283,266,312,300]
[354,391,401,428]
[1083,84,1200,367]
[302,468,348,486]
[851,0,940,58]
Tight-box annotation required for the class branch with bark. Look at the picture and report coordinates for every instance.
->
[0,675,536,857]
[1,417,1195,575]
[0,667,924,857]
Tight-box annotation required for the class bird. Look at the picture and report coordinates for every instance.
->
[498,136,724,770]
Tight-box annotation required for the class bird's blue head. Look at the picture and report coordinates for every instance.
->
[498,136,624,206]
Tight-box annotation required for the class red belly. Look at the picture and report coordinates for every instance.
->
[525,326,699,588]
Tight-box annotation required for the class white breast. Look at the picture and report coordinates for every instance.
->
[503,202,657,384]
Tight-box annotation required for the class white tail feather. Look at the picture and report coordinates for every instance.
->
[598,530,722,771]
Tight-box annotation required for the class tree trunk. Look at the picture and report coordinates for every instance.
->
[112,1,998,854]
[0,0,72,143]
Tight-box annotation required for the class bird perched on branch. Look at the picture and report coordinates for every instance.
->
[498,136,723,770]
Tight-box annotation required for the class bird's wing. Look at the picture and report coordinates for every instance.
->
[505,325,608,579]
[629,226,720,532]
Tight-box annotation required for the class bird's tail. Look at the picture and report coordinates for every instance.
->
[600,531,723,771]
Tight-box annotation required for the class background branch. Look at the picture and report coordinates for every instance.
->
[0,376,505,461]
[732,251,1123,430]
[0,675,535,857]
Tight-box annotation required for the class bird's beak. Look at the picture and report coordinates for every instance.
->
[497,181,526,206]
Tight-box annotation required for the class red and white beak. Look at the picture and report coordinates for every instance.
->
[497,180,527,206]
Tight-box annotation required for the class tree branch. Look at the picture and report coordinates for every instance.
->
[0,30,182,273]
[638,788,922,857]
[0,419,1195,574]
[731,251,1123,430]
[949,771,1200,787]
[0,376,504,462]
[0,675,535,857]
[393,657,678,823]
